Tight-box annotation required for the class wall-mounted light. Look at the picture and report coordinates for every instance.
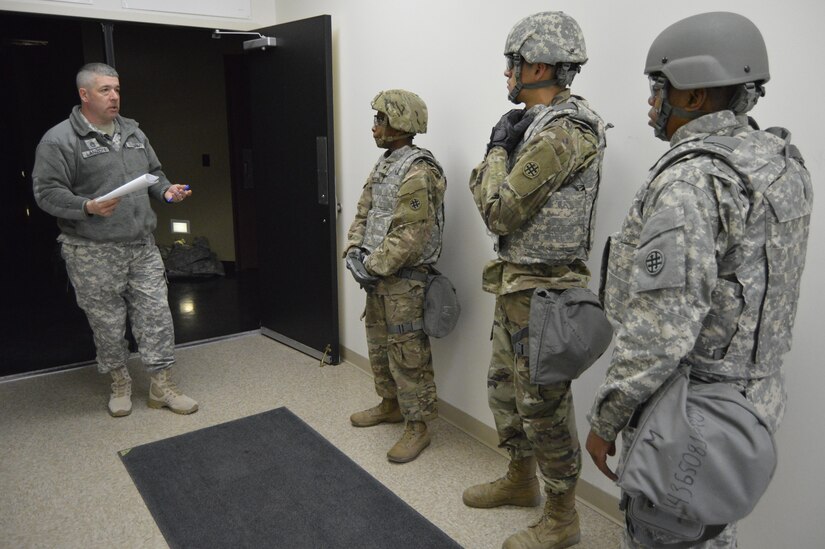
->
[179,298,195,315]
[171,219,190,234]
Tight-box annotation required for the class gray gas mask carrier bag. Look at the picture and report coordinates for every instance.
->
[520,287,613,385]
[422,268,461,338]
[617,366,777,546]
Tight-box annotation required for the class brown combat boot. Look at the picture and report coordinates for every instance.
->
[386,421,431,463]
[501,490,580,549]
[108,366,132,417]
[463,455,541,508]
[350,398,403,427]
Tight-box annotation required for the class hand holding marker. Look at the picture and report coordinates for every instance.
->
[166,184,191,202]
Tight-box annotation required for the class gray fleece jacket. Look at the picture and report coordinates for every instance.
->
[32,106,172,243]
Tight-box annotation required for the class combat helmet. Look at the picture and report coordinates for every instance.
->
[504,11,587,103]
[371,89,428,135]
[645,12,769,140]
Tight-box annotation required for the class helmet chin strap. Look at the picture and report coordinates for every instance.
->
[651,78,705,141]
[375,132,414,148]
[508,58,575,104]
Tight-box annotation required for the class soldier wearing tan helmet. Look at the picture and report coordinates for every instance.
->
[586,12,812,548]
[344,89,447,464]
[466,12,608,549]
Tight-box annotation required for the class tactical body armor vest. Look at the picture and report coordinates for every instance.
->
[604,127,812,381]
[498,97,607,266]
[362,145,445,266]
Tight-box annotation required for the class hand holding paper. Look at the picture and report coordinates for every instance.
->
[95,174,159,202]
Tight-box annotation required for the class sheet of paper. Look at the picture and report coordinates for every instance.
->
[95,174,159,202]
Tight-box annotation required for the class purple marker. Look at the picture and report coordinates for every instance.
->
[166,185,190,202]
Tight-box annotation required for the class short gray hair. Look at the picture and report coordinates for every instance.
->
[76,63,119,90]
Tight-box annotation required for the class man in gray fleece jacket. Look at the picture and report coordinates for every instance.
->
[33,62,197,417]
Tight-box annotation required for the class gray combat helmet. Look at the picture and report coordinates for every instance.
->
[371,89,428,134]
[645,12,769,89]
[644,12,769,140]
[504,12,587,103]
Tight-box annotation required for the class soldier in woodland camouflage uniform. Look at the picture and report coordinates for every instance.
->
[465,12,607,549]
[344,89,447,464]
[33,63,198,417]
[586,13,813,549]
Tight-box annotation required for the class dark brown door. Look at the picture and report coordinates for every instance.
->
[245,15,339,364]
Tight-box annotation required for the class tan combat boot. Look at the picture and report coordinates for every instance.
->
[463,455,541,508]
[108,366,132,417]
[386,421,430,463]
[350,397,403,427]
[148,368,198,414]
[501,490,580,549]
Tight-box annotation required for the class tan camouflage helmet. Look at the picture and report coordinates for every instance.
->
[505,11,588,66]
[371,89,428,134]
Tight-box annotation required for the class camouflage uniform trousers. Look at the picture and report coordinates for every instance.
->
[488,289,581,495]
[364,279,437,422]
[60,236,175,374]
[618,425,738,549]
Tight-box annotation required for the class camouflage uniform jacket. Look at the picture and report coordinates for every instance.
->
[589,111,813,442]
[345,145,447,282]
[33,106,172,244]
[469,90,600,295]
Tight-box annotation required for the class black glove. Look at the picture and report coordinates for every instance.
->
[345,248,378,292]
[486,109,536,155]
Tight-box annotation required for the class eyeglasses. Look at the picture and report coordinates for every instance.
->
[373,114,388,127]
[505,53,522,72]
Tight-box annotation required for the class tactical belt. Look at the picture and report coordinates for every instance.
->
[386,268,429,334]
[387,318,425,335]
[512,327,529,357]
[396,267,429,282]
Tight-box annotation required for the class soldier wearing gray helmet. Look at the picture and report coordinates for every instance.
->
[344,89,447,464]
[466,12,608,549]
[586,12,813,548]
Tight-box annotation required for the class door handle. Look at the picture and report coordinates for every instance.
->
[316,136,329,205]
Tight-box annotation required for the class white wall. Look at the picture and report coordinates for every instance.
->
[6,0,824,545]
[275,1,825,546]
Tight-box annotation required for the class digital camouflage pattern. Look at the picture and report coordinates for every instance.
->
[497,95,607,265]
[60,237,175,374]
[359,147,444,267]
[34,105,178,379]
[371,89,428,135]
[345,143,447,422]
[469,90,598,295]
[346,146,446,277]
[590,110,812,440]
[589,111,812,548]
[504,11,587,65]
